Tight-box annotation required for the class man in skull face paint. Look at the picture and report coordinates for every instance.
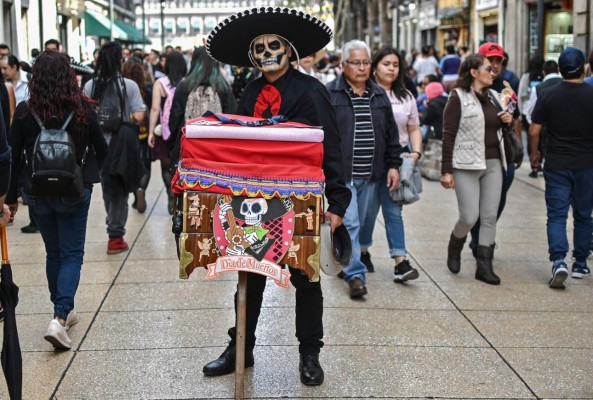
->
[205,7,352,386]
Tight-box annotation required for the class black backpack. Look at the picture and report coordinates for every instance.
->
[27,110,87,197]
[92,77,125,133]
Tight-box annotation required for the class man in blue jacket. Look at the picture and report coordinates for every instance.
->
[326,39,404,299]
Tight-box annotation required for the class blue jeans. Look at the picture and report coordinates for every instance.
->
[342,180,377,283]
[29,188,92,320]
[544,168,593,263]
[360,175,406,258]
[470,162,515,250]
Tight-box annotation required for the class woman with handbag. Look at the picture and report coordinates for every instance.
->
[440,54,512,285]
[6,51,108,349]
[359,46,423,282]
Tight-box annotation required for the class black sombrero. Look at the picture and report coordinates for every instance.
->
[206,7,332,67]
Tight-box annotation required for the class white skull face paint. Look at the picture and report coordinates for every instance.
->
[240,198,268,226]
[252,34,289,73]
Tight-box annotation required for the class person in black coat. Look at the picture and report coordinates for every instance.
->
[6,51,108,350]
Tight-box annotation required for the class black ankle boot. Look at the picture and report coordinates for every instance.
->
[299,354,324,386]
[202,344,254,376]
[447,232,467,274]
[475,245,500,285]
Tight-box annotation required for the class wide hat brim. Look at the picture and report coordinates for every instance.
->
[206,7,333,67]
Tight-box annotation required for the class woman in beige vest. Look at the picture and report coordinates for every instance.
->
[440,54,512,285]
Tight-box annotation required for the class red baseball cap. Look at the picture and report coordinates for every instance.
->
[478,42,507,60]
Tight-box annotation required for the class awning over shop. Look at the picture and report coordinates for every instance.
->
[85,10,128,41]
[85,10,151,44]
[114,20,152,44]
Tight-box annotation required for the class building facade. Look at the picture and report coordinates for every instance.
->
[339,0,592,76]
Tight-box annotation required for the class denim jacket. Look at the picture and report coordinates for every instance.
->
[326,75,403,183]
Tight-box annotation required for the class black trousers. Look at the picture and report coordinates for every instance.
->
[228,266,324,355]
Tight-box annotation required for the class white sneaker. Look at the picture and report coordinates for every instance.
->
[44,319,72,349]
[65,311,78,331]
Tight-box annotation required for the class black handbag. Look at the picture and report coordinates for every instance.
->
[501,124,524,165]
[488,91,524,164]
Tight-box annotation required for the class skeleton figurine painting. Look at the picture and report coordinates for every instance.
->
[198,237,215,261]
[218,197,276,261]
[287,240,300,265]
[295,205,315,231]
[188,194,208,228]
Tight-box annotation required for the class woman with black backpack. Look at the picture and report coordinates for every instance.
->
[5,51,108,349]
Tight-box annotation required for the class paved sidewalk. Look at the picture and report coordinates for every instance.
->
[1,164,592,399]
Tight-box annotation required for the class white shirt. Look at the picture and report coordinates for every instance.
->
[524,72,562,124]
[13,73,29,106]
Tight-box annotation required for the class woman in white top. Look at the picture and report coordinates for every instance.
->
[360,46,424,282]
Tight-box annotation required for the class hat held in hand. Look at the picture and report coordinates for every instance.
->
[319,222,352,276]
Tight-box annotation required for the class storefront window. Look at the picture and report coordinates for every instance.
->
[545,11,573,60]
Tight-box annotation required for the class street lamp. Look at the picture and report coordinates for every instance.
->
[161,0,165,48]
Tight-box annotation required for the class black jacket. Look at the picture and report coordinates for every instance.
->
[238,67,351,218]
[7,102,108,203]
[101,122,146,198]
[325,75,403,182]
[421,95,447,140]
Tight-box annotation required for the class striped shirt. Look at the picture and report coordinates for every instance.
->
[348,86,374,180]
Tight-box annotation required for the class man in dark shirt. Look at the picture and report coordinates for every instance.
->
[203,7,352,386]
[529,47,593,289]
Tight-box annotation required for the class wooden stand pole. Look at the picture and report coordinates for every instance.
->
[235,271,247,400]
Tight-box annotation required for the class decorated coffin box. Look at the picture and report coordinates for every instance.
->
[174,113,325,283]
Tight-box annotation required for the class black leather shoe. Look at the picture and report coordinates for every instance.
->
[348,277,367,298]
[299,354,324,386]
[202,345,254,376]
[21,224,40,234]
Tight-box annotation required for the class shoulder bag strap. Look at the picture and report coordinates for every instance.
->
[60,111,76,130]
[30,109,46,129]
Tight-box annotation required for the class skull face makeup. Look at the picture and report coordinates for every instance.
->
[251,34,291,73]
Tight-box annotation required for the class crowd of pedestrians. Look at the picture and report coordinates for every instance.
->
[0,27,592,372]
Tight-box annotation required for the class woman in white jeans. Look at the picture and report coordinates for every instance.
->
[440,54,512,285]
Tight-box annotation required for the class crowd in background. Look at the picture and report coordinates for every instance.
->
[0,35,592,347]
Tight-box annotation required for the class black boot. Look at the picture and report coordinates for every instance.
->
[475,245,500,285]
[202,344,254,376]
[447,232,466,274]
[299,354,324,386]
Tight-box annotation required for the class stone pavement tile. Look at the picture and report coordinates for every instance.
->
[414,257,555,285]
[287,278,456,310]
[500,348,593,399]
[80,309,235,351]
[56,346,534,399]
[81,307,486,351]
[258,308,489,348]
[0,350,73,400]
[438,281,593,312]
[101,280,237,311]
[466,311,593,349]
[17,283,111,314]
[0,312,93,352]
[117,258,187,283]
[12,259,122,288]
[126,238,179,261]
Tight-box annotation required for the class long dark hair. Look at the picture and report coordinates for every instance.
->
[91,41,122,101]
[371,46,411,101]
[454,54,486,92]
[184,47,230,95]
[164,51,187,88]
[27,51,95,129]
[527,54,544,82]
